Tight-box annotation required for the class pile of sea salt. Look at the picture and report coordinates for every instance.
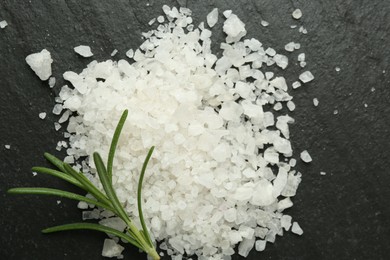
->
[28,6,315,260]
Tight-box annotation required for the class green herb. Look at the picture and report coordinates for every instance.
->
[8,110,160,260]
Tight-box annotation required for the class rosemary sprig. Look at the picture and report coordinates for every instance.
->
[7,110,160,260]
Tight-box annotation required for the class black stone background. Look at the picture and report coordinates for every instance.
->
[0,0,389,259]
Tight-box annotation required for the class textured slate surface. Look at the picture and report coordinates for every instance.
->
[0,0,389,259]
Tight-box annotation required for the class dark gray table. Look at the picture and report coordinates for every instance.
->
[1,0,389,259]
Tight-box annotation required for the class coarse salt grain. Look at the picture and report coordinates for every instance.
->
[292,9,302,19]
[74,45,93,57]
[300,150,312,163]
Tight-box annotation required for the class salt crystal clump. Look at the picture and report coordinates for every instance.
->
[53,7,306,259]
[74,45,93,57]
[25,49,53,81]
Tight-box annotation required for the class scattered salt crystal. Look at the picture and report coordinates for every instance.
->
[274,54,288,69]
[289,158,296,167]
[280,215,292,230]
[294,43,301,49]
[32,172,38,176]
[297,53,305,62]
[101,239,124,258]
[261,20,269,27]
[157,16,165,23]
[148,18,156,26]
[299,71,314,83]
[52,104,63,115]
[255,240,266,251]
[285,42,296,52]
[320,171,327,176]
[292,81,301,89]
[0,20,7,28]
[125,49,134,59]
[5,145,10,149]
[207,8,218,28]
[371,87,375,92]
[364,103,368,108]
[265,47,276,56]
[287,101,295,111]
[48,77,56,88]
[54,122,61,131]
[77,201,89,209]
[25,49,53,81]
[223,14,247,43]
[110,49,118,56]
[39,112,47,119]
[291,222,303,235]
[335,67,340,72]
[223,10,232,18]
[300,150,312,163]
[273,102,282,111]
[290,25,297,29]
[299,26,307,34]
[64,155,74,164]
[74,45,93,57]
[57,200,61,205]
[292,9,302,19]
[313,98,319,106]
[333,109,339,115]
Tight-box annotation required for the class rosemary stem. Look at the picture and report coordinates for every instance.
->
[125,220,160,260]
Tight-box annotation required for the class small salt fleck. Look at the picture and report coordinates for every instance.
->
[364,103,368,108]
[32,172,38,176]
[300,150,312,163]
[110,49,118,57]
[297,53,305,62]
[292,81,301,89]
[287,101,296,111]
[54,122,61,131]
[265,47,276,56]
[320,171,326,176]
[290,25,297,29]
[382,70,385,74]
[148,18,156,26]
[25,49,53,81]
[261,20,269,27]
[371,87,375,92]
[313,98,319,106]
[48,77,56,88]
[292,9,302,19]
[0,20,8,28]
[289,158,296,167]
[285,42,295,52]
[39,112,47,119]
[157,16,164,23]
[333,109,339,115]
[102,239,125,258]
[207,8,218,28]
[299,71,314,83]
[74,45,93,57]
[291,222,303,235]
[5,145,10,149]
[335,67,340,72]
[57,200,61,205]
[125,49,134,59]
[299,26,307,34]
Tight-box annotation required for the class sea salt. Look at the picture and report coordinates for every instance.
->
[299,71,314,83]
[102,239,124,258]
[292,9,302,19]
[0,20,7,28]
[207,8,218,28]
[313,98,319,106]
[300,150,312,163]
[74,45,93,57]
[291,222,303,235]
[25,49,53,81]
[39,112,47,119]
[5,145,10,149]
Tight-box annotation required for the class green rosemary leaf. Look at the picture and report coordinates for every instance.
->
[107,110,128,183]
[7,187,114,211]
[42,222,142,249]
[32,166,83,189]
[63,163,112,208]
[44,153,66,172]
[93,152,131,224]
[137,146,155,247]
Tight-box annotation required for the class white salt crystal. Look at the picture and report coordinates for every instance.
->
[299,71,314,83]
[207,8,218,28]
[333,109,339,115]
[39,112,47,119]
[292,81,301,89]
[335,67,340,72]
[52,104,63,115]
[57,200,61,205]
[223,14,246,42]
[320,171,326,176]
[300,61,307,68]
[287,101,295,111]
[25,49,53,81]
[48,77,56,88]
[224,208,237,222]
[77,201,88,209]
[54,122,61,131]
[364,103,368,108]
[280,215,292,230]
[285,42,295,52]
[289,158,296,167]
[64,155,74,164]
[125,49,134,59]
[157,15,164,23]
[148,18,156,26]
[297,53,305,62]
[299,26,308,34]
[101,239,124,258]
[32,171,38,176]
[274,54,288,69]
[291,222,303,235]
[261,20,269,27]
[278,197,293,210]
[0,20,8,28]
[5,145,10,149]
[238,238,255,257]
[371,87,375,92]
[223,10,232,18]
[110,49,118,56]
[292,9,302,19]
[265,47,276,56]
[273,102,282,111]
[313,98,319,106]
[74,45,93,57]
[255,240,266,251]
[300,150,312,163]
